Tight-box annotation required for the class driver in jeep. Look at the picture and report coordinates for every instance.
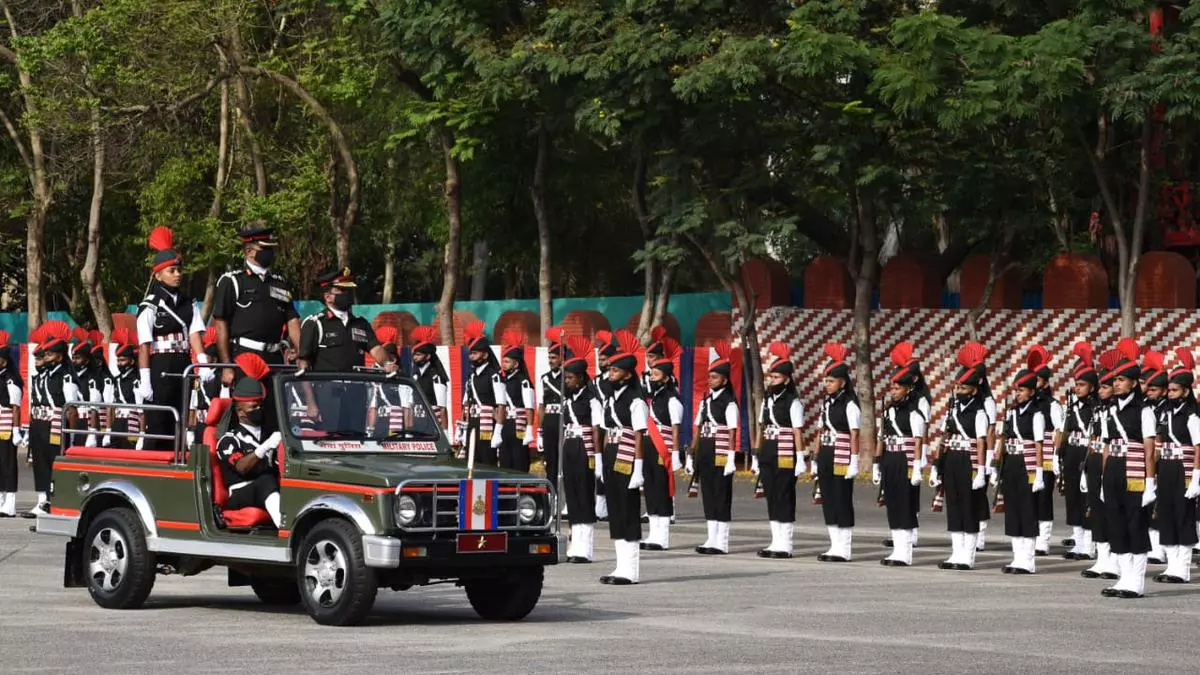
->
[216,353,282,528]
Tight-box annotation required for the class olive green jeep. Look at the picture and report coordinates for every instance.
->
[36,369,562,626]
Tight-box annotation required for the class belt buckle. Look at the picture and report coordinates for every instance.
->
[765,426,779,440]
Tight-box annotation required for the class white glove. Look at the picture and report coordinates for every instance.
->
[1100,485,1105,502]
[751,455,760,476]
[684,454,695,476]
[871,463,881,485]
[1032,468,1045,493]
[671,452,682,474]
[628,459,644,490]
[1185,470,1200,500]
[1080,472,1088,494]
[929,465,941,488]
[13,428,25,447]
[101,434,111,447]
[845,455,859,481]
[254,431,282,458]
[909,458,922,487]
[723,452,735,476]
[594,457,604,480]
[84,434,98,448]
[523,426,533,445]
[971,469,985,490]
[984,449,995,476]
[810,457,819,478]
[490,431,503,449]
[1051,452,1060,476]
[138,367,153,402]
[536,429,543,453]
[185,430,194,447]
[919,447,929,471]
[135,436,145,451]
[795,454,806,477]
[1141,477,1157,508]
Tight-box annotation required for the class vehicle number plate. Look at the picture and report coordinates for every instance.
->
[456,532,508,554]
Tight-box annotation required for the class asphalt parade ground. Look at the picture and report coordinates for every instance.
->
[2,462,1198,674]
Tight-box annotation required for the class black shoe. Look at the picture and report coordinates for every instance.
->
[1062,538,1075,548]
[882,539,893,547]
[770,551,793,559]
[1101,572,1119,580]
[609,576,635,586]
[1075,553,1094,561]
[1101,587,1119,597]
[599,575,613,584]
[1063,552,1079,560]
[1156,574,1186,584]
[1035,549,1049,558]
[1115,590,1143,599]
[695,546,715,554]
[567,556,592,564]
[1081,569,1101,579]
[817,553,831,562]
[1149,557,1166,565]
[822,555,849,563]
[1002,565,1014,574]
[938,561,956,570]
[757,548,773,558]
[881,559,908,567]
[640,515,650,524]
[954,564,972,571]
[1011,567,1033,575]
[641,542,664,551]
[0,512,13,519]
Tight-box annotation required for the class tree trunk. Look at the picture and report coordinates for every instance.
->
[530,126,552,342]
[382,247,395,304]
[437,130,462,345]
[631,150,656,342]
[650,261,674,329]
[470,241,488,301]
[80,105,112,337]
[226,28,267,198]
[850,191,878,458]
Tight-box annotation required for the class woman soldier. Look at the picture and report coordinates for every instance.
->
[1082,349,1121,580]
[138,227,211,449]
[874,343,926,567]
[998,354,1048,574]
[1152,348,1198,584]
[815,342,860,562]
[692,342,739,556]
[642,336,683,551]
[561,336,602,563]
[598,331,648,585]
[754,343,804,559]
[935,343,989,570]
[498,331,536,473]
[1062,342,1100,561]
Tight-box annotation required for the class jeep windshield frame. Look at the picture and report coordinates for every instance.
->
[273,371,450,456]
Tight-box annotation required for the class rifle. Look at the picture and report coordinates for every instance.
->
[992,396,1012,514]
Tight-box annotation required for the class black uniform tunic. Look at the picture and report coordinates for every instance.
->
[1086,399,1113,543]
[881,395,925,531]
[1103,391,1156,555]
[645,383,683,518]
[29,362,78,493]
[591,373,613,499]
[602,380,648,542]
[216,422,279,510]
[298,308,378,434]
[1061,394,1095,529]
[1001,399,1043,538]
[758,386,802,523]
[1155,398,1200,547]
[137,283,203,449]
[463,361,506,467]
[562,385,602,525]
[539,368,565,488]
[110,365,143,449]
[1034,389,1064,524]
[817,389,859,528]
[695,385,738,523]
[0,366,21,492]
[942,396,988,534]
[499,368,534,473]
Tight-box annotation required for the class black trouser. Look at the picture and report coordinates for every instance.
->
[696,438,732,522]
[1153,459,1197,547]
[29,419,55,494]
[1102,456,1151,554]
[602,442,641,541]
[817,445,854,527]
[467,419,498,467]
[542,415,561,486]
[760,441,796,523]
[1002,456,1036,538]
[231,346,284,435]
[1061,444,1087,527]
[1035,465,1055,524]
[944,451,979,533]
[1084,452,1107,541]
[881,451,918,530]
[226,473,279,510]
[109,417,133,450]
[642,447,673,517]
[0,436,15,492]
[499,420,530,473]
[561,438,595,524]
[146,352,190,450]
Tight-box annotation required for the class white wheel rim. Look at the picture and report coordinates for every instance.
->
[303,539,348,607]
[88,527,129,593]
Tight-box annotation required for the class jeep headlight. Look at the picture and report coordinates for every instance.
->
[395,495,419,526]
[517,494,538,524]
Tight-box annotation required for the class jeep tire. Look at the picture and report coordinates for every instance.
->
[250,576,301,606]
[464,566,544,621]
[83,507,156,610]
[296,519,377,626]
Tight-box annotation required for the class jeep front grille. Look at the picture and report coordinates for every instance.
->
[395,478,554,533]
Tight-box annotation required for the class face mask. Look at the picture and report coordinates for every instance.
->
[768,383,786,395]
[331,293,352,312]
[244,407,265,426]
[956,393,973,405]
[254,247,276,268]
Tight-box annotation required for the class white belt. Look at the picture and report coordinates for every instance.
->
[544,404,561,415]
[151,339,188,352]
[234,337,282,353]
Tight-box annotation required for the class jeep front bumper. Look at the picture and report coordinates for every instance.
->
[361,531,565,568]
